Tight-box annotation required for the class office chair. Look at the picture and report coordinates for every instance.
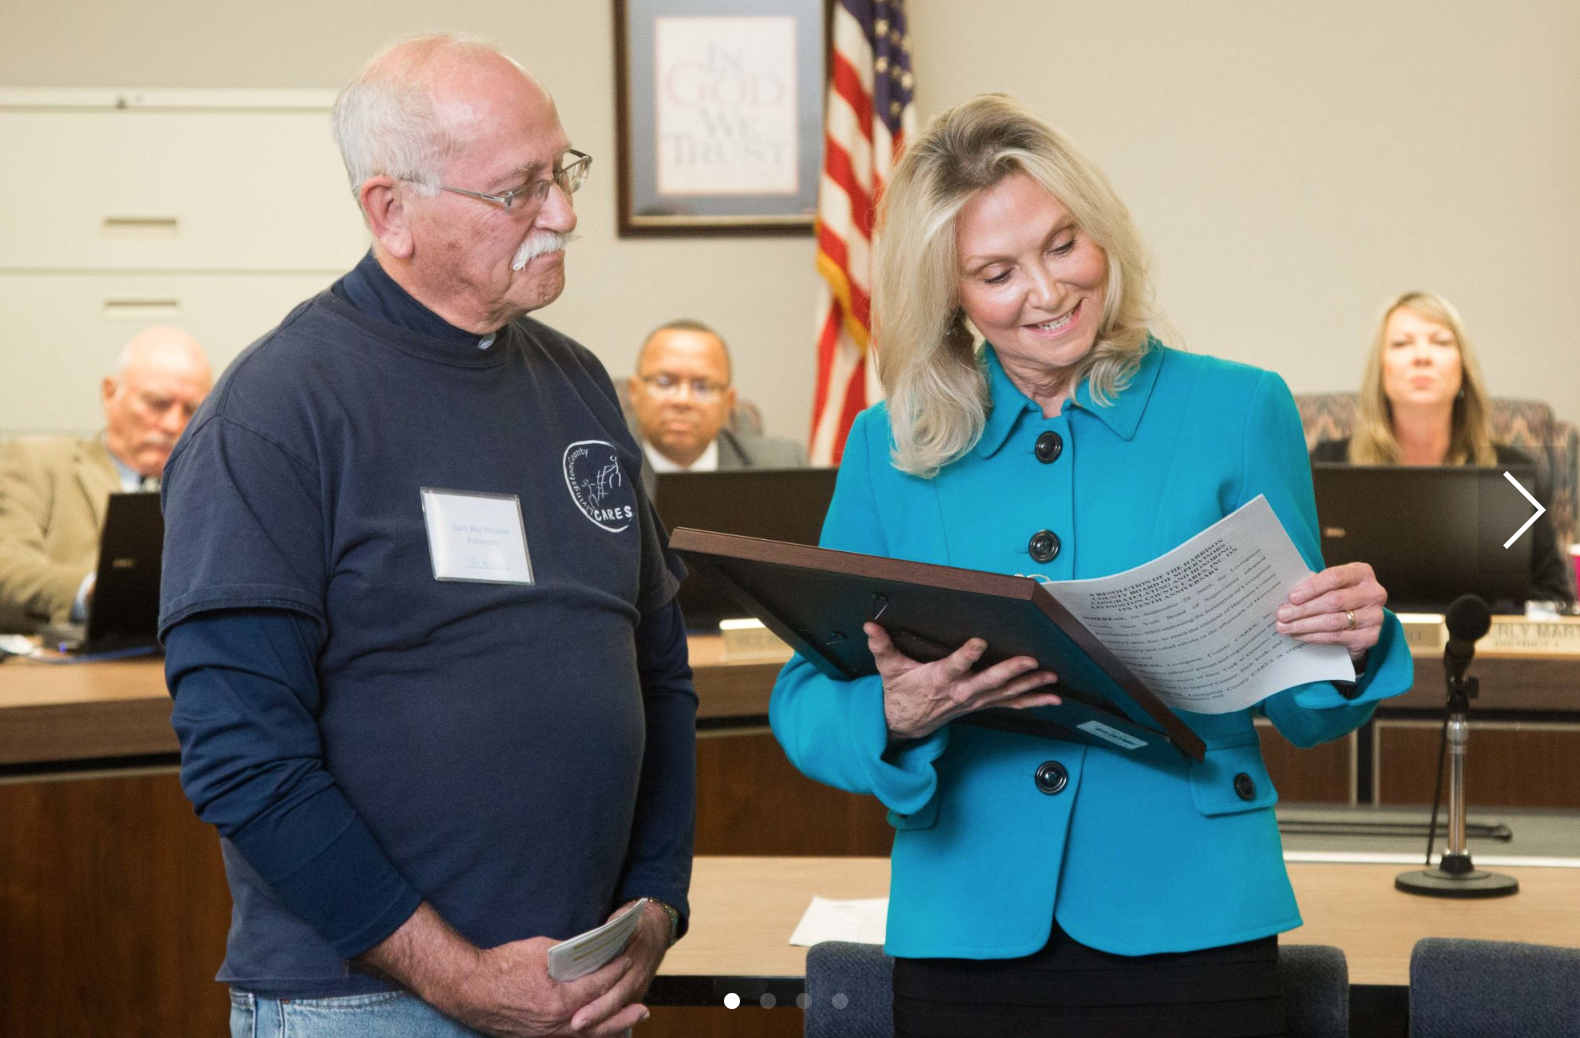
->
[1410,937,1580,1038]
[1278,943,1349,1038]
[803,940,1349,1038]
[805,941,892,1038]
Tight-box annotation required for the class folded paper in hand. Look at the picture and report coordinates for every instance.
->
[548,898,648,982]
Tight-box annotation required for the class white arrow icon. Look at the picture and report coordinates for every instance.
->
[1502,470,1546,549]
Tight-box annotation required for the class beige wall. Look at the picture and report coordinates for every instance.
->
[4,0,1578,440]
[910,0,1580,435]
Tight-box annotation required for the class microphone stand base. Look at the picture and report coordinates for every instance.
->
[1395,866,1520,899]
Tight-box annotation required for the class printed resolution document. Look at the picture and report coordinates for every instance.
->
[1044,496,1354,714]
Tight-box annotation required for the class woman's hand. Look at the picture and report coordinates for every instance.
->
[1276,562,1388,663]
[865,622,1060,742]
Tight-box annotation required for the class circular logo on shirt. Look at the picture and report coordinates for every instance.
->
[562,440,636,533]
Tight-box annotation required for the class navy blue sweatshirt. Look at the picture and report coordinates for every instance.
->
[162,253,696,995]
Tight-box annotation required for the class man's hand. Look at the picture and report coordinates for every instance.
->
[567,901,673,1032]
[447,937,648,1037]
[359,902,648,1037]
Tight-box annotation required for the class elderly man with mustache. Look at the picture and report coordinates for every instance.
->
[0,326,210,633]
[159,35,696,1038]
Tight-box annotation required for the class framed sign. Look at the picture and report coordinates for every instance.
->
[614,0,825,236]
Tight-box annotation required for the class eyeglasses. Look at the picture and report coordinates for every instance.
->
[428,149,593,212]
[640,374,729,401]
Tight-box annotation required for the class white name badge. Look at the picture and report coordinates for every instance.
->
[419,488,534,585]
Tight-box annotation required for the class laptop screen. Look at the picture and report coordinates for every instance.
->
[1311,463,1536,612]
[653,468,838,629]
[87,491,165,645]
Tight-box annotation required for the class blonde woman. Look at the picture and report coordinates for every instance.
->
[770,94,1413,1037]
[1312,292,1574,603]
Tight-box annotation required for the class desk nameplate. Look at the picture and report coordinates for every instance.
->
[1403,615,1580,657]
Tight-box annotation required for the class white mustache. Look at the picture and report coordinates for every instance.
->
[511,231,578,271]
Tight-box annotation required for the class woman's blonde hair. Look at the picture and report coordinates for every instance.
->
[872,94,1155,477]
[1350,291,1496,465]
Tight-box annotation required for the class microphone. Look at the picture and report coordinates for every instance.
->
[1443,594,1491,682]
[1396,591,1517,898]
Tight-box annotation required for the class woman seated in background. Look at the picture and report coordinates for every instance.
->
[1311,291,1574,604]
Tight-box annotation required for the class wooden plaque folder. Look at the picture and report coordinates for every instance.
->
[669,529,1206,762]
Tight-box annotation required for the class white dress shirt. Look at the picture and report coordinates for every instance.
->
[643,438,720,474]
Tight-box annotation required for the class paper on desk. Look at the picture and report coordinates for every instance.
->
[788,897,888,947]
[1044,496,1354,714]
[547,898,647,981]
[0,635,35,657]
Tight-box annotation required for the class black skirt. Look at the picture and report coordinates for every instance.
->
[892,918,1284,1038]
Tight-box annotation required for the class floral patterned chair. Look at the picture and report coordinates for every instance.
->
[1295,392,1579,550]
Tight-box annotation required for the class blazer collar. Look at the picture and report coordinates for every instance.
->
[714,428,748,468]
[975,338,1164,458]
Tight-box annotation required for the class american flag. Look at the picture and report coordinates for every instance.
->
[809,0,917,465]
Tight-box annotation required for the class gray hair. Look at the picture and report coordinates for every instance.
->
[330,34,516,197]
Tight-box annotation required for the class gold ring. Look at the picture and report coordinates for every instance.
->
[1344,609,1357,631]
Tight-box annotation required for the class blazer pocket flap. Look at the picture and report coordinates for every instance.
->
[887,800,939,830]
[1190,743,1278,816]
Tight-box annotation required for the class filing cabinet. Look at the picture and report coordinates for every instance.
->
[0,89,368,435]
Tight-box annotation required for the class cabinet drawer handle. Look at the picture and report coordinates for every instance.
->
[103,299,180,320]
[102,216,179,238]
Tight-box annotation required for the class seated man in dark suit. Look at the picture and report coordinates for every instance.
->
[0,326,211,632]
[627,319,807,495]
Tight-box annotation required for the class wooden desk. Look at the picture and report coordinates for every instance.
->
[1247,649,1580,807]
[0,639,799,1038]
[1395,654,1579,714]
[1,658,177,766]
[661,856,1580,991]
[5,638,1573,770]
[655,855,1580,1037]
[0,636,784,769]
[2,642,1574,1036]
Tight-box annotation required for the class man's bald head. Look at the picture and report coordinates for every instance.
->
[332,34,543,198]
[102,327,212,477]
[331,35,578,332]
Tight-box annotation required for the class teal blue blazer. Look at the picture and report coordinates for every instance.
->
[770,341,1413,959]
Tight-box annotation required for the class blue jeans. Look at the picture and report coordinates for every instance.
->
[229,989,486,1038]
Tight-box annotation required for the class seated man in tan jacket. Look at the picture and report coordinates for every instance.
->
[0,327,211,632]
